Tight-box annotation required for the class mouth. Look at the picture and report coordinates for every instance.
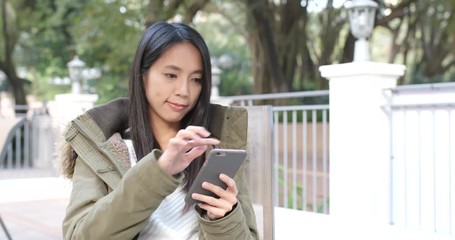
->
[167,101,188,111]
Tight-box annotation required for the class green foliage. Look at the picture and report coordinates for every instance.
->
[16,0,80,74]
[5,0,455,105]
[277,165,329,213]
[26,72,70,101]
[193,12,253,96]
[91,73,129,103]
[219,68,253,96]
[410,69,455,84]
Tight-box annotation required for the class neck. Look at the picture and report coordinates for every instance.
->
[150,119,179,151]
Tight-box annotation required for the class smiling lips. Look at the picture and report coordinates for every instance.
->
[167,101,188,112]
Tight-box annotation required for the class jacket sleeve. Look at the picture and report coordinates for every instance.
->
[63,149,181,240]
[197,163,259,240]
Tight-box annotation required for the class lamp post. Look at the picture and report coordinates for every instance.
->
[346,0,378,62]
[67,56,86,94]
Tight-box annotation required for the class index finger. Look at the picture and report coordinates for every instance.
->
[188,137,220,148]
[185,126,211,138]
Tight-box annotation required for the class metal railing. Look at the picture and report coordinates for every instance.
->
[218,90,330,213]
[388,82,455,235]
[0,105,54,170]
[0,117,30,169]
[3,92,331,214]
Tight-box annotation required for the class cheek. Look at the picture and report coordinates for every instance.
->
[191,82,202,95]
[143,79,161,106]
[190,85,203,103]
[143,72,162,95]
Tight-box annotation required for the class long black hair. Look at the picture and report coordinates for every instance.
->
[128,21,212,194]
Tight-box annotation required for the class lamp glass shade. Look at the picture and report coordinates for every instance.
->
[67,56,86,82]
[347,0,378,39]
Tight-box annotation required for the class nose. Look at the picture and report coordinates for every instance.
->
[175,79,189,97]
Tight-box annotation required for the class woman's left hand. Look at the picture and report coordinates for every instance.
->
[192,173,238,220]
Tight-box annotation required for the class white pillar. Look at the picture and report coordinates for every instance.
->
[319,62,405,225]
[53,93,98,130]
[211,66,221,99]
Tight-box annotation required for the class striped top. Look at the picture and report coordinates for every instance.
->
[138,184,198,239]
[125,140,198,239]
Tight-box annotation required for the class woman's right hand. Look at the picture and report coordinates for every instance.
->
[158,126,220,175]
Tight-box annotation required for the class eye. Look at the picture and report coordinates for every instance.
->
[192,77,203,83]
[164,73,177,78]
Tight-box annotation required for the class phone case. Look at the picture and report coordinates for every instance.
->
[185,148,247,205]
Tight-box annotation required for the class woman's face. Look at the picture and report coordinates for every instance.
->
[143,42,203,128]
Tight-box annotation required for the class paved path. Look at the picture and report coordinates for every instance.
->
[0,173,71,240]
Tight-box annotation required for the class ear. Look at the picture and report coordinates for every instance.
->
[142,73,146,83]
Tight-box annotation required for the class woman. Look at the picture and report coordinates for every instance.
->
[57,21,258,239]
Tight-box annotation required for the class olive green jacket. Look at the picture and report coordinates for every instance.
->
[56,98,258,240]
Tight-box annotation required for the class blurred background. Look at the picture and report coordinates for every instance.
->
[0,0,454,239]
[0,0,453,108]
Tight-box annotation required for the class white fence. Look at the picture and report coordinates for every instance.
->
[218,80,455,238]
[389,82,455,235]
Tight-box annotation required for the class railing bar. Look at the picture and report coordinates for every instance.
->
[220,89,329,102]
[292,110,297,209]
[417,110,422,228]
[312,110,317,212]
[322,109,328,214]
[432,109,436,232]
[273,105,329,112]
[24,121,30,168]
[388,103,394,224]
[386,82,393,225]
[15,128,21,169]
[302,111,308,211]
[403,110,408,227]
[273,111,280,207]
[32,117,38,168]
[389,103,455,110]
[282,111,288,208]
[449,109,453,234]
[390,82,455,93]
[7,143,13,169]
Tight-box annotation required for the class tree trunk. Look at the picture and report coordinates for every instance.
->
[145,0,209,28]
[1,0,27,111]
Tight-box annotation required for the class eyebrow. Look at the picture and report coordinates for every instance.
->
[164,65,203,74]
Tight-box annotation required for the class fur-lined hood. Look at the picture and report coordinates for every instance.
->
[55,123,77,179]
[55,98,130,179]
[55,127,131,179]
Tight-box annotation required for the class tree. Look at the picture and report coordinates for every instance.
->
[9,0,455,106]
[376,0,455,84]
[239,0,350,93]
[2,0,87,107]
[0,0,27,109]
[70,0,211,102]
[144,0,210,27]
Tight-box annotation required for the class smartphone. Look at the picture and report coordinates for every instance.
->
[185,148,247,205]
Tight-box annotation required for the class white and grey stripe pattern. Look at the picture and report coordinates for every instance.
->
[124,140,198,239]
[139,184,198,239]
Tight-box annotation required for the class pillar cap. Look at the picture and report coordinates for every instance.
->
[319,62,406,79]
